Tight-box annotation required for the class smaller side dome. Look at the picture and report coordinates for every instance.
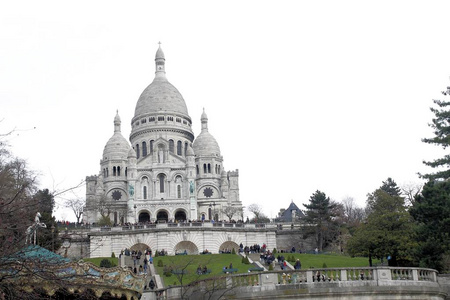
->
[193,109,221,157]
[103,112,132,160]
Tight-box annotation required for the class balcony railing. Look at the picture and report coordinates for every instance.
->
[152,267,439,300]
[89,222,277,232]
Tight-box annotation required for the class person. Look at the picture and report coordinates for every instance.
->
[229,262,233,269]
[315,247,319,254]
[149,279,155,290]
[143,257,148,272]
[197,265,202,275]
[202,265,207,274]
[294,259,301,270]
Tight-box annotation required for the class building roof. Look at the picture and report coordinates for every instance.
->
[276,201,305,222]
[3,244,70,265]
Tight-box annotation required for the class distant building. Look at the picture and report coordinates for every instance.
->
[275,201,305,222]
[83,44,242,225]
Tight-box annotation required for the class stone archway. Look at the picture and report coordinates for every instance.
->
[130,243,151,252]
[174,241,199,255]
[138,211,150,223]
[174,210,187,222]
[156,210,168,223]
[219,241,239,254]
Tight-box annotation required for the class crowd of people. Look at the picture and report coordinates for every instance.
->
[119,248,154,274]
[238,243,266,254]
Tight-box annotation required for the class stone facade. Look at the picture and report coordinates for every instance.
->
[83,45,242,225]
[87,224,277,258]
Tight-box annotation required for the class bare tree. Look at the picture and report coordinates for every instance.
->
[221,206,239,222]
[247,203,263,220]
[96,194,113,226]
[64,198,85,224]
[401,182,423,206]
[341,197,365,224]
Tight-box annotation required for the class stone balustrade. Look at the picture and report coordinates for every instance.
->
[91,222,277,232]
[146,267,446,300]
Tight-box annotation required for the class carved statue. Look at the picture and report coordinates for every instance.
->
[129,184,134,196]
[25,212,47,245]
[190,181,195,195]
[158,149,164,163]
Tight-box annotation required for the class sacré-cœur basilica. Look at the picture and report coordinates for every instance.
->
[83,44,243,226]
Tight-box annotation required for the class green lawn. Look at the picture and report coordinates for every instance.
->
[83,257,119,267]
[281,253,377,268]
[154,253,376,286]
[154,254,249,286]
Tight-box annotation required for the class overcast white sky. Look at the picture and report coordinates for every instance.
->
[2,1,450,221]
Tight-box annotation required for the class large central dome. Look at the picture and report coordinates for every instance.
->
[133,45,189,119]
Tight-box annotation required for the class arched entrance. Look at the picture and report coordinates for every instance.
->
[138,212,150,223]
[156,210,168,223]
[130,243,151,252]
[174,241,199,255]
[219,241,239,254]
[174,210,187,222]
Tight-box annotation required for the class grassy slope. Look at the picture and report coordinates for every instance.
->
[154,253,376,286]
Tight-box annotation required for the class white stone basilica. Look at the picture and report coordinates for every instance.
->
[84,45,242,225]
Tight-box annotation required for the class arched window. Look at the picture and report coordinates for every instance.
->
[203,164,207,174]
[113,166,117,176]
[142,141,147,157]
[218,165,220,174]
[177,141,182,155]
[208,164,211,173]
[196,165,199,175]
[143,186,147,199]
[136,144,140,159]
[169,140,174,153]
[150,140,154,154]
[184,142,188,156]
[117,166,121,176]
[158,174,165,193]
[125,167,127,177]
[103,168,106,178]
[215,165,218,174]
[177,185,181,198]
[106,168,109,177]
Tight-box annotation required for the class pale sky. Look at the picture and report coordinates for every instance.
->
[2,1,450,221]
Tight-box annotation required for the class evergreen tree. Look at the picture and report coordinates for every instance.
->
[380,177,401,197]
[303,190,337,251]
[410,180,450,272]
[421,87,450,180]
[347,189,416,266]
[34,189,61,251]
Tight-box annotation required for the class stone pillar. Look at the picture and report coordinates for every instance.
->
[412,269,419,281]
[306,270,314,283]
[340,269,348,281]
[377,268,392,281]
